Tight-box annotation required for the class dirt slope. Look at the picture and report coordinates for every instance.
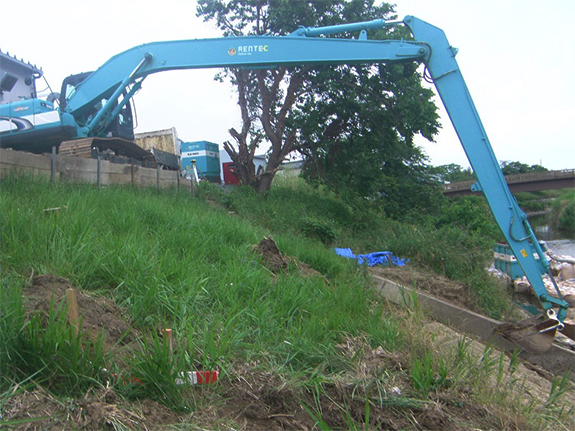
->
[2,250,574,430]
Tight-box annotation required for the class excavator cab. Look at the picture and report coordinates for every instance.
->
[56,72,152,164]
[60,72,135,141]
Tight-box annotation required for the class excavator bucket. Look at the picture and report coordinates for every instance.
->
[560,321,575,342]
[494,311,564,354]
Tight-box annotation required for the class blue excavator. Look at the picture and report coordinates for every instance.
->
[0,16,572,350]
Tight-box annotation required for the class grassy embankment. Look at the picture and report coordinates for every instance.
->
[1,174,572,429]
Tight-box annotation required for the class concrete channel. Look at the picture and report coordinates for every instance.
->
[372,275,575,380]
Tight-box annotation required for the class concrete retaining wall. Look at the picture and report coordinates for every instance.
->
[372,274,575,380]
[0,148,190,190]
[0,148,53,177]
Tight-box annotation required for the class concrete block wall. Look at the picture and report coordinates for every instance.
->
[0,148,187,191]
[0,148,53,177]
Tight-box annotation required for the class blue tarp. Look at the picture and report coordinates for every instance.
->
[334,247,408,267]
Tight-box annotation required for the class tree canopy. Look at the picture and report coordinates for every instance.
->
[197,0,441,215]
[499,161,548,176]
[292,52,440,217]
[429,164,475,183]
[430,161,550,186]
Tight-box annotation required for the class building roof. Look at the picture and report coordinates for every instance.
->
[282,160,304,169]
[134,127,177,138]
[0,50,42,75]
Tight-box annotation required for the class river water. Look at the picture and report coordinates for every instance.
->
[529,214,575,258]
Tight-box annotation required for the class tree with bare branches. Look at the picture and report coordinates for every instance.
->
[197,0,438,206]
[197,0,395,192]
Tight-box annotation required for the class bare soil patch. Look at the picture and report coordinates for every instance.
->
[190,333,575,431]
[370,265,479,313]
[194,362,504,430]
[23,274,137,350]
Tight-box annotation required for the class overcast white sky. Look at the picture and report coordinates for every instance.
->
[1,0,573,170]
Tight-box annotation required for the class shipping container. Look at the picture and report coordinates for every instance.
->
[135,127,181,155]
[181,141,221,183]
[493,242,547,279]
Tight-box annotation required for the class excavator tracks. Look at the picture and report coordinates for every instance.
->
[58,138,94,158]
[59,137,157,168]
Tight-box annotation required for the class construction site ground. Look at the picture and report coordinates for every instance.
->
[3,246,575,430]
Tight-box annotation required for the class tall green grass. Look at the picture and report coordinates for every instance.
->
[0,275,106,394]
[1,174,570,428]
[1,173,512,325]
[204,176,513,319]
[0,175,399,398]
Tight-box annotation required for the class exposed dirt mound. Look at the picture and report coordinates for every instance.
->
[256,236,288,274]
[23,274,136,350]
[254,236,323,279]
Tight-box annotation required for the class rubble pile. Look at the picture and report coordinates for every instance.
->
[513,253,575,311]
[488,245,575,346]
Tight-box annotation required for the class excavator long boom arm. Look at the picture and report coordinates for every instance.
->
[404,17,570,328]
[66,22,427,117]
[62,16,571,327]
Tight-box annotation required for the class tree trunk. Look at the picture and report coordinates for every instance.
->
[223,66,309,193]
[254,170,276,193]
[223,69,260,186]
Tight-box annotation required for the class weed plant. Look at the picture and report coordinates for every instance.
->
[0,275,105,394]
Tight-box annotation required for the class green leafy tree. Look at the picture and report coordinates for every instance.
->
[197,0,439,204]
[290,27,440,216]
[429,163,475,183]
[499,161,548,176]
[198,0,369,192]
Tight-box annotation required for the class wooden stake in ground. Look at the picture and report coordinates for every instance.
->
[66,288,79,335]
[165,328,173,355]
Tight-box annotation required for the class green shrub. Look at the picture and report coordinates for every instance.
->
[550,192,574,235]
[300,217,338,245]
[434,196,500,240]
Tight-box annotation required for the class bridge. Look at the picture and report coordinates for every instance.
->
[443,169,575,197]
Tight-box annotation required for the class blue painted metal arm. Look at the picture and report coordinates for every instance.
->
[290,19,387,37]
[403,16,569,320]
[66,33,427,117]
[83,54,152,135]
